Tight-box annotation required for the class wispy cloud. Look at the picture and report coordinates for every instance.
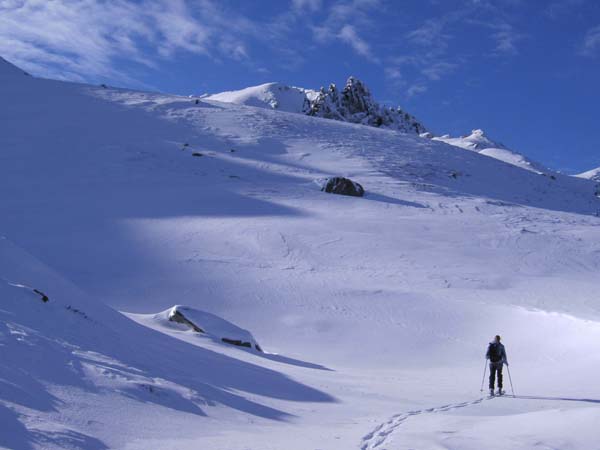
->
[407,18,451,50]
[0,0,253,84]
[338,24,379,62]
[581,24,600,57]
[421,62,457,81]
[310,0,382,62]
[387,1,525,99]
[489,22,524,55]
[406,84,428,97]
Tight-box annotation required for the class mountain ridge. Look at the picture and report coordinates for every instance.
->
[206,76,427,135]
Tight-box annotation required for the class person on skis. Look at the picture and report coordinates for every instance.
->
[486,335,508,396]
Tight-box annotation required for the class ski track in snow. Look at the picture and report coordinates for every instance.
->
[360,396,493,450]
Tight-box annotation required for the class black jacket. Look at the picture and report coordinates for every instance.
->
[486,342,507,363]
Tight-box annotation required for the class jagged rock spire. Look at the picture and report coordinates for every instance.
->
[307,76,426,135]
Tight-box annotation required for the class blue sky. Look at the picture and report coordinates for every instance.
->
[1,0,599,173]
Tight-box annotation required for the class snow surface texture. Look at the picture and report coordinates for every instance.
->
[2,56,600,449]
[207,76,427,135]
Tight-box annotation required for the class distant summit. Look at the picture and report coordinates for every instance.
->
[576,167,600,181]
[206,76,427,135]
[306,77,426,134]
[431,129,548,174]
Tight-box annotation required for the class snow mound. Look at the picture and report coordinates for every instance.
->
[148,306,263,351]
[433,129,547,173]
[577,167,600,181]
[205,82,316,114]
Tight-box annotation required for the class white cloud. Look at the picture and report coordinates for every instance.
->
[338,24,378,61]
[0,0,252,84]
[581,24,600,57]
[309,0,382,62]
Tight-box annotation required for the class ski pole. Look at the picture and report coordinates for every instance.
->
[506,364,515,397]
[480,360,487,392]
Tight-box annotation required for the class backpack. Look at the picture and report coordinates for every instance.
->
[488,343,503,362]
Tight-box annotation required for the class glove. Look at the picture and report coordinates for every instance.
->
[504,361,509,366]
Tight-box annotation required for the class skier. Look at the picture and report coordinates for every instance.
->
[486,335,508,396]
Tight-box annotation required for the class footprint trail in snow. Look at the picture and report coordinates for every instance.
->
[360,396,493,450]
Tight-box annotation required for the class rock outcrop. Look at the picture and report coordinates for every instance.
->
[308,77,427,134]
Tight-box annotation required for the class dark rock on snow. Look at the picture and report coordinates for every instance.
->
[322,177,365,197]
[168,308,205,333]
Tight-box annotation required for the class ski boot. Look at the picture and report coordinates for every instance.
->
[497,388,504,396]
[489,388,495,397]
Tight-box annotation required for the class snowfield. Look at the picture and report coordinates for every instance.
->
[1,56,600,449]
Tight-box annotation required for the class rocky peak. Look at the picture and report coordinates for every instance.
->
[306,77,426,135]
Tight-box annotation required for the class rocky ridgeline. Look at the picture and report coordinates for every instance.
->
[306,77,427,135]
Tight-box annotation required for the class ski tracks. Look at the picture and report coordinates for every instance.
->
[360,396,492,450]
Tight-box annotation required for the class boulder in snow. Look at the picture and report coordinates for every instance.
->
[321,177,365,197]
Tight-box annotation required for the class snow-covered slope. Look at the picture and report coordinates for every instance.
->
[577,166,600,181]
[207,76,427,134]
[433,129,548,173]
[2,57,600,449]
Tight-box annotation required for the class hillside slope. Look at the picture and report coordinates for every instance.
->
[2,58,600,449]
